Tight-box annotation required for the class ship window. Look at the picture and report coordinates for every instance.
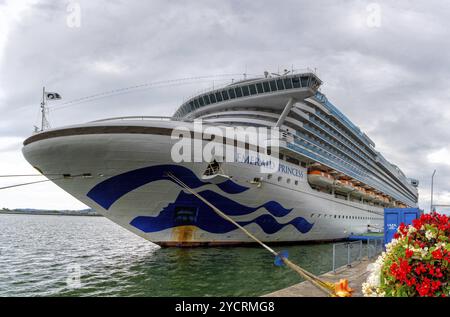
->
[287,178,291,184]
[286,156,299,165]
[249,84,257,95]
[334,215,336,218]
[310,213,314,218]
[263,81,270,92]
[276,79,285,90]
[203,95,210,105]
[256,83,264,94]
[198,97,204,106]
[292,77,301,88]
[267,174,272,179]
[269,80,277,91]
[194,99,200,108]
[277,176,282,182]
[242,85,250,96]
[301,76,308,87]
[221,90,229,100]
[235,87,243,97]
[215,92,223,102]
[228,89,236,99]
[284,78,293,89]
[209,94,216,103]
[295,180,298,185]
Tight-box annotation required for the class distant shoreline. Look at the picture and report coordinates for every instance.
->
[0,210,103,217]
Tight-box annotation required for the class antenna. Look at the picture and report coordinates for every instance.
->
[41,87,48,131]
[40,87,50,131]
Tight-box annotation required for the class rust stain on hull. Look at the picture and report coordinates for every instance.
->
[171,225,197,246]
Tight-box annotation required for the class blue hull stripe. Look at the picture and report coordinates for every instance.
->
[130,190,314,235]
[87,164,249,209]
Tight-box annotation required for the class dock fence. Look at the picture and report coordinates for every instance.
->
[332,238,384,273]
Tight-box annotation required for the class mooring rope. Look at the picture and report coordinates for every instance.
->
[0,174,59,178]
[165,172,348,297]
[0,178,58,190]
[0,174,89,191]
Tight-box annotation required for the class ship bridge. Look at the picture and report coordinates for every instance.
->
[173,72,322,119]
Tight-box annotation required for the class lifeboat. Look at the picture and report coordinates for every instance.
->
[333,179,355,193]
[351,186,366,198]
[363,190,376,201]
[307,170,335,187]
[373,194,384,203]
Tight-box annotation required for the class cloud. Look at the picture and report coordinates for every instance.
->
[427,148,450,166]
[1,0,450,210]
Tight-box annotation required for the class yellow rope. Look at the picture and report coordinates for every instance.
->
[166,172,348,297]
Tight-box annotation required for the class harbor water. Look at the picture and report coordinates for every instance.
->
[1,214,357,297]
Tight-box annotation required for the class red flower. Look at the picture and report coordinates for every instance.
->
[416,279,432,297]
[405,249,413,259]
[432,249,443,260]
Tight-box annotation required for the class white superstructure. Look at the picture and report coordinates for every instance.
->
[22,71,418,246]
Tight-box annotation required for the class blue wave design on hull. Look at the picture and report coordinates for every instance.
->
[130,191,314,235]
[87,164,249,209]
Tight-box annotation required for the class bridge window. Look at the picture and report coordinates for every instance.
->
[256,83,264,94]
[189,101,194,110]
[209,94,216,103]
[284,78,293,89]
[198,97,204,106]
[301,76,309,87]
[221,90,229,100]
[276,79,285,90]
[249,84,257,95]
[263,81,270,92]
[242,85,250,96]
[235,87,243,97]
[194,99,200,108]
[292,77,301,88]
[269,80,277,91]
[228,89,236,99]
[215,92,223,102]
[203,95,210,105]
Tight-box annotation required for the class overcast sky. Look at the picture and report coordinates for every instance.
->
[0,0,449,212]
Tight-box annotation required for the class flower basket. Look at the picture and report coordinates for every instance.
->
[363,212,449,297]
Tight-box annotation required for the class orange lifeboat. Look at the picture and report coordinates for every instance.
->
[333,179,355,193]
[352,186,366,198]
[363,190,376,201]
[307,170,335,187]
[373,193,384,203]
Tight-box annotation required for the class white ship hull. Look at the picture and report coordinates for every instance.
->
[22,120,384,247]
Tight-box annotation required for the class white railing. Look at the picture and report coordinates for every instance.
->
[90,116,186,123]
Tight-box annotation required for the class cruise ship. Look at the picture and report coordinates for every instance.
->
[22,70,419,246]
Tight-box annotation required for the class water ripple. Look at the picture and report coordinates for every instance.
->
[0,214,336,297]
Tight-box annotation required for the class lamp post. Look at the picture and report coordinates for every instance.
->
[430,169,436,213]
